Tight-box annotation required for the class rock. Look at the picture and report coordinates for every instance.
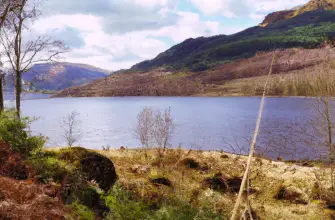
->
[203,173,242,193]
[150,177,172,187]
[59,147,118,191]
[276,186,309,205]
[58,147,89,163]
[181,158,200,169]
[221,154,229,159]
[324,191,335,210]
[80,152,117,191]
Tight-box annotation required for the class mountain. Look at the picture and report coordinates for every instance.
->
[55,0,335,98]
[261,0,335,26]
[131,11,335,72]
[293,0,335,16]
[5,62,111,92]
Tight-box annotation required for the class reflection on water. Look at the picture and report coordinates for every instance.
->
[17,96,328,160]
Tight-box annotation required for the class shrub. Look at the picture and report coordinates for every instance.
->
[241,84,254,96]
[68,202,96,220]
[104,185,152,220]
[27,156,67,184]
[0,111,46,156]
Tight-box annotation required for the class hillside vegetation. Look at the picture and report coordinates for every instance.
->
[132,9,335,72]
[54,47,335,98]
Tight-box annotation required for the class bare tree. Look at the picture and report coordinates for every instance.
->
[0,66,4,112]
[0,0,68,118]
[153,107,175,157]
[61,111,82,147]
[0,0,16,112]
[134,107,176,158]
[134,107,154,149]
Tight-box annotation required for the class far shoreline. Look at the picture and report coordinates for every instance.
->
[47,94,320,100]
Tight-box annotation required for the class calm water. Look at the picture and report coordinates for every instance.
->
[5,96,326,159]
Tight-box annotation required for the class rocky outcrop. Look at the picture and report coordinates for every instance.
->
[293,0,335,17]
[260,10,295,27]
[261,0,335,26]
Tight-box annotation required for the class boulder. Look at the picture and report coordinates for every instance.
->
[150,177,172,187]
[80,152,117,191]
[203,173,242,193]
[59,147,117,191]
[276,186,309,205]
[324,191,335,210]
[181,158,200,169]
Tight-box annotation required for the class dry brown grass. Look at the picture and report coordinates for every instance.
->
[94,148,334,219]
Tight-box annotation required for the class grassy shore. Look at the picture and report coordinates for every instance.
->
[48,147,335,219]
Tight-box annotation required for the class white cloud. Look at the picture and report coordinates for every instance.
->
[189,0,308,18]
[153,12,221,42]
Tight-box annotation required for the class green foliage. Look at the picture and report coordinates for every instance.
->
[104,185,152,220]
[67,202,96,220]
[104,184,224,220]
[0,111,46,156]
[27,156,67,184]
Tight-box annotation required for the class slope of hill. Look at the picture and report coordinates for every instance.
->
[54,47,335,98]
[131,10,335,72]
[294,0,335,16]
[5,62,111,92]
[261,0,335,26]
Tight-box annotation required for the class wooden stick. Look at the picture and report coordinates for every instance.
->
[230,53,276,220]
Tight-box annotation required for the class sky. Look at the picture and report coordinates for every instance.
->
[30,0,310,71]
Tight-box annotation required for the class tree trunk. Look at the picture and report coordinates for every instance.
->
[324,97,335,191]
[15,70,21,118]
[0,75,4,112]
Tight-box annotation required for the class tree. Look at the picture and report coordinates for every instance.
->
[134,107,154,150]
[310,62,335,190]
[0,67,4,112]
[0,0,16,112]
[0,0,68,118]
[134,107,176,158]
[153,107,175,157]
[61,111,82,147]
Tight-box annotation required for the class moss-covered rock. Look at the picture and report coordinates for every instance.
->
[58,147,117,191]
[80,152,117,191]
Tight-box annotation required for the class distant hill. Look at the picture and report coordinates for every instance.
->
[5,62,111,92]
